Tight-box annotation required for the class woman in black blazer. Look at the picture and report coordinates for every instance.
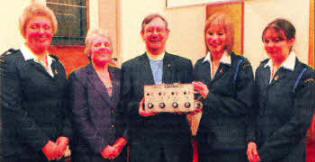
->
[193,13,255,162]
[69,29,127,162]
[247,19,315,162]
[1,2,71,162]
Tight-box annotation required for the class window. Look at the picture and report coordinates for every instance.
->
[47,0,88,45]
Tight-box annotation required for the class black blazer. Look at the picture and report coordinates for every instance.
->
[0,50,71,158]
[253,58,315,162]
[69,64,122,154]
[119,52,193,143]
[193,52,255,151]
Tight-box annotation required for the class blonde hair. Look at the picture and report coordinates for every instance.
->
[204,13,234,54]
[19,2,58,38]
[84,28,111,58]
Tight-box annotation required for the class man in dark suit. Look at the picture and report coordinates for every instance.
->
[119,14,193,162]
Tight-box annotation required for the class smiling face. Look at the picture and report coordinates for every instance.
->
[141,17,169,55]
[25,16,53,55]
[205,24,227,60]
[263,28,295,64]
[90,35,113,67]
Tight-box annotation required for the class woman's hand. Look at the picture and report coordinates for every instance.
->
[42,140,58,161]
[101,145,119,159]
[193,81,209,99]
[55,136,69,159]
[247,142,261,162]
[138,98,158,117]
[113,137,127,155]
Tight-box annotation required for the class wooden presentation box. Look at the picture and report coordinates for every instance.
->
[144,83,201,113]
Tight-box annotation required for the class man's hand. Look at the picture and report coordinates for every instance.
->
[139,98,158,117]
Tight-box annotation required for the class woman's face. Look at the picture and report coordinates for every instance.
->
[205,24,227,58]
[25,16,53,54]
[91,35,113,67]
[263,28,294,63]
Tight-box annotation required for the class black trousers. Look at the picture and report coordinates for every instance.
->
[199,142,248,162]
[129,139,193,162]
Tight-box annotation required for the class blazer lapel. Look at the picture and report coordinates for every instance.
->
[87,64,114,107]
[269,68,290,86]
[198,61,212,86]
[26,59,53,78]
[108,66,120,108]
[211,62,231,84]
[162,53,175,84]
[140,54,155,85]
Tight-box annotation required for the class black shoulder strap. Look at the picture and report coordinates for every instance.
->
[292,67,307,93]
[1,48,18,56]
[234,58,244,83]
[49,54,59,62]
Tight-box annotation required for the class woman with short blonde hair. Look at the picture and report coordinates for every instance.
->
[193,13,255,162]
[1,2,71,162]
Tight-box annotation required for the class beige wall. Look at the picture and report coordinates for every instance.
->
[119,0,206,64]
[119,0,310,69]
[0,0,32,53]
[244,0,310,69]
[0,0,98,54]
[0,0,311,71]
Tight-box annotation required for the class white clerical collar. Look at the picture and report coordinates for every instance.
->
[264,51,296,71]
[146,51,165,61]
[202,51,231,65]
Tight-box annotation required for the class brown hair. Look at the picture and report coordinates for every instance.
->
[141,14,169,33]
[262,18,295,42]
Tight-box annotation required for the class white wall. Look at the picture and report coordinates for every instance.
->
[0,0,311,70]
[120,0,310,69]
[0,0,98,54]
[0,0,32,53]
[119,0,206,64]
[244,0,310,69]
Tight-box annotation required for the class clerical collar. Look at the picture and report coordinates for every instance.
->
[146,51,165,61]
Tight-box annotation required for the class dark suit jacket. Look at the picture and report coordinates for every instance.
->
[0,50,71,159]
[69,64,122,156]
[119,52,193,156]
[253,58,315,162]
[193,52,255,152]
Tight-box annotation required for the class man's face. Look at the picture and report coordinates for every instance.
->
[141,18,169,55]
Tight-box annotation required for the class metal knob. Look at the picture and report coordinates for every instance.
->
[159,103,166,109]
[148,103,154,109]
[172,102,178,108]
[184,102,191,108]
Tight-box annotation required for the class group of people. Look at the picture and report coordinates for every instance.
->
[1,2,314,162]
